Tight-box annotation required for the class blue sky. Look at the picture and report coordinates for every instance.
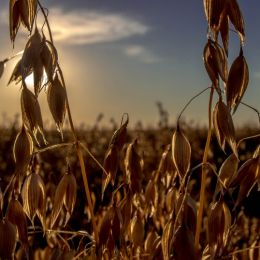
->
[0,0,259,127]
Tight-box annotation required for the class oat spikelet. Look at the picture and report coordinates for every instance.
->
[13,125,33,175]
[226,48,249,113]
[172,123,191,179]
[213,98,237,156]
[50,168,77,228]
[47,75,67,139]
[9,0,21,44]
[0,219,17,259]
[21,86,46,144]
[227,0,245,44]
[22,171,46,228]
[130,211,144,247]
[6,197,29,255]
[207,197,231,258]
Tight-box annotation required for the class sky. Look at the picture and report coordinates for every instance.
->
[0,0,259,128]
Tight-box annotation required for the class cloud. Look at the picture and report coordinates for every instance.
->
[124,45,160,64]
[0,8,149,45]
[254,71,260,79]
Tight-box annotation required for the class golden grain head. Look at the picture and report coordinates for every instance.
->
[213,99,237,156]
[0,219,17,259]
[6,197,29,249]
[22,171,46,227]
[50,169,77,229]
[47,75,67,138]
[13,125,33,173]
[207,197,231,258]
[172,124,191,179]
[226,49,249,113]
[8,59,25,85]
[21,86,46,145]
[227,0,245,44]
[9,0,21,43]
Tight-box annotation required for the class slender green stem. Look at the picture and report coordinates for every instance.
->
[38,0,99,243]
[195,86,214,249]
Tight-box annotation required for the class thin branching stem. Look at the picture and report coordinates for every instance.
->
[38,0,99,243]
[177,86,211,123]
[34,142,75,154]
[237,133,260,149]
[195,86,214,249]
[240,101,260,124]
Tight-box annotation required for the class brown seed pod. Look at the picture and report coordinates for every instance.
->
[207,197,231,258]
[21,27,44,96]
[6,197,29,254]
[125,139,144,194]
[130,211,144,247]
[50,169,77,228]
[21,86,46,144]
[226,49,249,113]
[9,0,21,43]
[13,125,33,174]
[227,0,245,44]
[22,171,46,228]
[203,39,228,87]
[47,75,67,138]
[214,153,239,196]
[230,156,260,208]
[0,219,17,259]
[172,124,191,179]
[102,144,119,200]
[213,99,237,156]
[41,38,58,82]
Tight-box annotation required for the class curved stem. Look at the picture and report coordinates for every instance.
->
[177,87,211,123]
[38,0,99,243]
[240,102,260,124]
[195,86,214,249]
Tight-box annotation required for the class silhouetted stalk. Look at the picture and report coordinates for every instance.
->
[38,0,99,244]
[195,86,214,249]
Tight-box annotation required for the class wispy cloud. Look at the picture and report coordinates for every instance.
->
[0,8,149,45]
[123,45,160,64]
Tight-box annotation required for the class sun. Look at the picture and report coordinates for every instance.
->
[25,71,48,91]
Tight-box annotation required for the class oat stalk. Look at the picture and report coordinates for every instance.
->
[38,0,99,243]
[195,86,214,249]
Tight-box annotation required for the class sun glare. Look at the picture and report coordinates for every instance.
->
[25,71,48,91]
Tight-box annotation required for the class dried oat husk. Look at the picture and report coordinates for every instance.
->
[19,0,37,32]
[8,59,25,85]
[6,196,29,255]
[21,86,46,145]
[0,218,17,259]
[47,75,67,139]
[41,37,58,82]
[21,27,44,96]
[214,153,239,196]
[213,98,237,156]
[50,168,77,228]
[171,223,198,260]
[9,0,21,43]
[165,187,178,214]
[13,125,33,175]
[207,197,231,258]
[203,39,228,87]
[172,123,191,179]
[22,170,46,228]
[219,13,229,56]
[227,0,245,44]
[204,0,226,37]
[130,211,144,247]
[125,139,144,194]
[230,156,260,208]
[144,230,160,255]
[102,144,119,200]
[226,48,249,113]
